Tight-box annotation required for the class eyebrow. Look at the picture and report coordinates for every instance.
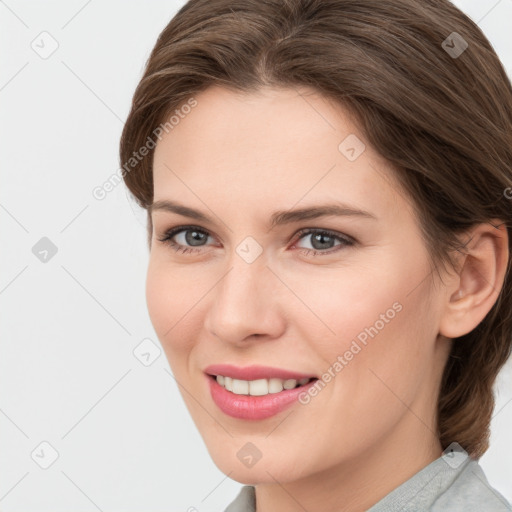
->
[149,199,377,229]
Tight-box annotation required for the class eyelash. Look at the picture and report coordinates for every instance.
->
[156,225,355,257]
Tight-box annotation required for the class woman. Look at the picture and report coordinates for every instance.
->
[119,0,512,510]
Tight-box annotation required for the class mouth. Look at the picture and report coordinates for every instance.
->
[203,363,320,419]
[205,371,320,420]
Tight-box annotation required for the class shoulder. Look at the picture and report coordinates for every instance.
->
[432,460,512,512]
[223,485,256,512]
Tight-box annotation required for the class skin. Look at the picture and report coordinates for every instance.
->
[146,85,508,512]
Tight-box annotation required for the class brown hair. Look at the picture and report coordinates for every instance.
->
[119,0,512,458]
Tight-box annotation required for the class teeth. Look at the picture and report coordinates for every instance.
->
[232,378,249,395]
[283,379,297,390]
[268,378,284,393]
[215,375,313,396]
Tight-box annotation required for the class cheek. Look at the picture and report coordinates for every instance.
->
[145,257,213,367]
[145,258,168,337]
[286,254,434,383]
[280,260,405,354]
[145,259,191,352]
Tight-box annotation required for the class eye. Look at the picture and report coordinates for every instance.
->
[157,225,355,257]
[157,225,214,254]
[292,228,355,256]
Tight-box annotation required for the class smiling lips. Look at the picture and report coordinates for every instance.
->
[204,363,317,381]
[204,364,319,420]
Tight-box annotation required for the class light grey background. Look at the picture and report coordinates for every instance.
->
[0,0,511,510]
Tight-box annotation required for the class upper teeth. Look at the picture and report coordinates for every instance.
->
[215,375,312,396]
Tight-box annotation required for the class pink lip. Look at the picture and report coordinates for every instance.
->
[204,363,317,381]
[206,374,318,420]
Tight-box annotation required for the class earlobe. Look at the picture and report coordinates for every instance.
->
[439,220,509,339]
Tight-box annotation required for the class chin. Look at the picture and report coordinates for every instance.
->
[207,443,310,485]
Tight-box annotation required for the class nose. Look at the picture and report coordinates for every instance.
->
[203,251,286,345]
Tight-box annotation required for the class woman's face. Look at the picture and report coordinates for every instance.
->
[148,85,452,485]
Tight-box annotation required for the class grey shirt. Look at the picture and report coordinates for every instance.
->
[224,454,511,511]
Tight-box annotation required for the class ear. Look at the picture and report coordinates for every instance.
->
[439,220,509,339]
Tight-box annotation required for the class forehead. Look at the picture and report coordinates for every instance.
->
[152,85,407,220]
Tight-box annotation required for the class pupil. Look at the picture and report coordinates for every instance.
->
[312,233,333,250]
[186,230,206,246]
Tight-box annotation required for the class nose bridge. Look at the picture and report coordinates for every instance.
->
[204,246,281,342]
[217,249,268,316]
